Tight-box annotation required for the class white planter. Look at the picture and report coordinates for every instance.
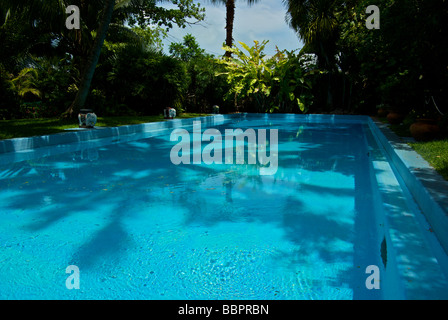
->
[78,109,97,128]
[164,107,176,119]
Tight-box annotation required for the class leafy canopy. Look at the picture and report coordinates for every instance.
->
[216,40,318,113]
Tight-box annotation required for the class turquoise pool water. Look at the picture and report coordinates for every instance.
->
[0,114,447,299]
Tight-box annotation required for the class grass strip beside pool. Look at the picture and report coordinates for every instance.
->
[409,139,448,180]
[0,113,209,140]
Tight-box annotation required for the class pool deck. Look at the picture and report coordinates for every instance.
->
[1,113,447,255]
[368,118,448,256]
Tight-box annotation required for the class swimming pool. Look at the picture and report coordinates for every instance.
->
[0,114,447,299]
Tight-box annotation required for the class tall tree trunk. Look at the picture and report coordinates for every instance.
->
[63,0,116,117]
[224,0,235,58]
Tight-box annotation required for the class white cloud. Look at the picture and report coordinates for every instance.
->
[161,0,303,56]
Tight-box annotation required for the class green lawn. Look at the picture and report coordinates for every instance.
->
[0,113,209,140]
[376,115,448,180]
[409,139,448,180]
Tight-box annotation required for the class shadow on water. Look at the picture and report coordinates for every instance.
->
[71,211,132,270]
[1,120,443,298]
[0,122,378,294]
[169,122,385,298]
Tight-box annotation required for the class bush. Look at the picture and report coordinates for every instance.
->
[168,34,232,113]
[216,41,316,113]
[0,65,20,119]
[94,44,188,116]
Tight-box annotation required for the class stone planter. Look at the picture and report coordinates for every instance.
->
[78,109,97,128]
[387,111,405,124]
[410,119,440,141]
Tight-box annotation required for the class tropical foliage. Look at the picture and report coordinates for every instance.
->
[216,40,317,113]
[0,0,446,134]
[94,40,189,115]
[284,0,340,71]
[0,0,205,119]
[169,34,232,113]
[281,0,448,120]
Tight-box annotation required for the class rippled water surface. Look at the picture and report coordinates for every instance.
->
[1,117,446,299]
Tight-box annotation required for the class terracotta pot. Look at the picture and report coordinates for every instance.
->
[409,119,440,141]
[387,112,405,124]
[377,108,389,117]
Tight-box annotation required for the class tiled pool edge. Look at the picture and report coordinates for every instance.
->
[368,117,448,255]
[0,114,238,154]
[0,113,369,155]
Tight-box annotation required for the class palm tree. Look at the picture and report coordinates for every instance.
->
[3,0,205,117]
[283,0,340,70]
[283,0,341,109]
[209,0,260,58]
[64,0,116,116]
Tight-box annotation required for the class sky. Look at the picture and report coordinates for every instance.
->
[161,0,304,57]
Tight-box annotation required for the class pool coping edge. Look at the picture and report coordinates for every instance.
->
[367,117,448,255]
[0,114,237,154]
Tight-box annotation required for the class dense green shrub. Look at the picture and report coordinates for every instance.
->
[338,0,448,115]
[216,40,317,113]
[92,43,188,116]
[168,34,232,114]
[0,65,19,120]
